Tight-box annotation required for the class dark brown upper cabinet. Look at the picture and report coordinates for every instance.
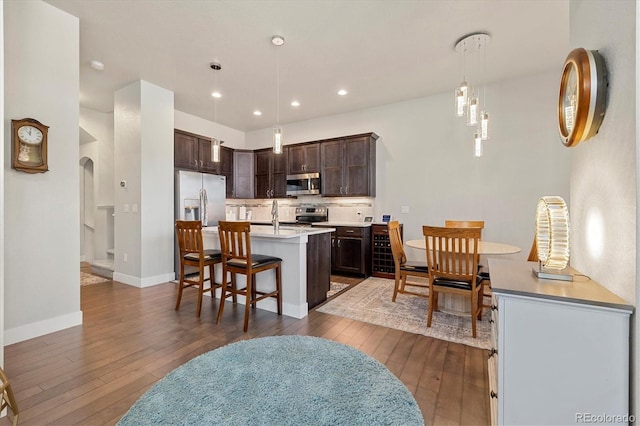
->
[321,133,378,197]
[255,147,288,199]
[288,142,320,174]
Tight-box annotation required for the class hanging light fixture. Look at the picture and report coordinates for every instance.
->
[210,62,222,162]
[454,32,491,156]
[272,35,285,154]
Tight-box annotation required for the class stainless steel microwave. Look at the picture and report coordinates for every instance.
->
[286,173,321,196]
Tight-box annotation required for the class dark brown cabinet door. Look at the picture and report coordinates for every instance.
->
[254,148,288,198]
[233,150,254,199]
[335,237,363,274]
[174,132,198,170]
[344,136,371,196]
[320,140,345,196]
[198,138,217,173]
[219,146,234,197]
[289,143,320,174]
[320,134,377,197]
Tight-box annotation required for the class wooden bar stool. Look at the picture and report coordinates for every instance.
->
[175,220,223,317]
[217,221,282,332]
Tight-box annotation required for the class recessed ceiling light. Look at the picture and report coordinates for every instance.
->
[89,59,104,71]
[337,89,348,96]
[291,100,300,107]
[253,110,262,116]
[271,35,285,46]
[211,91,222,98]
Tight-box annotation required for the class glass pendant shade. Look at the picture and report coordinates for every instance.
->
[467,97,478,126]
[481,111,489,140]
[455,82,468,117]
[474,132,483,157]
[273,125,283,154]
[211,138,220,162]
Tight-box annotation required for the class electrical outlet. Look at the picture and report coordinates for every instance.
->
[123,203,129,213]
[124,253,128,262]
[401,205,410,214]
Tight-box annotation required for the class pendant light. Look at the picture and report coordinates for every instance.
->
[272,35,284,154]
[454,32,491,156]
[210,62,222,162]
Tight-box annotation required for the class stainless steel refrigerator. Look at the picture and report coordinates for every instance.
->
[174,170,226,279]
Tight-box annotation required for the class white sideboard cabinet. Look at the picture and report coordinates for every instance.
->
[488,259,633,426]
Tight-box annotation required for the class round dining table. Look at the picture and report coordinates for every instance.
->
[404,239,521,314]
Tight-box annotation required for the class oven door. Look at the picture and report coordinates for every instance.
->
[286,173,321,196]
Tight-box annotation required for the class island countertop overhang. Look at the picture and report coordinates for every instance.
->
[203,225,335,240]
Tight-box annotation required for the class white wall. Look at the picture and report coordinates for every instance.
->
[79,108,114,263]
[246,70,570,260]
[1,0,5,364]
[4,0,81,344]
[175,110,245,149]
[568,0,637,416]
[113,81,174,287]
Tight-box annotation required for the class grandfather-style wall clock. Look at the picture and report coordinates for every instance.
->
[558,48,608,147]
[11,118,49,173]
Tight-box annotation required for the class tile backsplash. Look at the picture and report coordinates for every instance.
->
[225,196,374,223]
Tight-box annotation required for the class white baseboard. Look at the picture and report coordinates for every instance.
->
[5,310,83,345]
[113,272,175,288]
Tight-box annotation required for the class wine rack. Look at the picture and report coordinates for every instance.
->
[371,223,402,278]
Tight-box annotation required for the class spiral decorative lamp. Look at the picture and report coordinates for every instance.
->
[533,196,573,281]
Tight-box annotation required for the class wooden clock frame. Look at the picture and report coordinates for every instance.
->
[11,118,49,173]
[558,48,608,147]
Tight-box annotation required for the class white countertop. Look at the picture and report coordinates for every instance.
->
[312,221,372,227]
[203,225,335,239]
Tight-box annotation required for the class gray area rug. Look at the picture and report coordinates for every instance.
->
[327,281,350,298]
[317,276,490,350]
[80,271,109,286]
[118,335,424,426]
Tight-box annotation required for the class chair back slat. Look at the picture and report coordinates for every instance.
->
[387,221,406,268]
[175,220,205,256]
[423,226,481,285]
[218,221,252,266]
[445,220,485,230]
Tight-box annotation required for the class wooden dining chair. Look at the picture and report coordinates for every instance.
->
[388,221,429,301]
[0,367,19,426]
[445,220,491,306]
[175,220,223,317]
[423,225,484,338]
[217,221,282,332]
[527,235,539,261]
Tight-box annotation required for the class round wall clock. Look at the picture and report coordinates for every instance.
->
[11,118,49,173]
[558,48,608,147]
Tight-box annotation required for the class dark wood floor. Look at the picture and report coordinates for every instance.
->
[1,268,489,425]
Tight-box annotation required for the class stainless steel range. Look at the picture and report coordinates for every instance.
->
[295,206,328,226]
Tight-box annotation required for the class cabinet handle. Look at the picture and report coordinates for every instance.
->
[346,230,354,233]
[488,348,498,358]
[340,186,343,195]
[338,239,341,247]
[490,391,498,399]
[271,189,274,197]
[266,189,270,198]
[200,160,203,167]
[194,159,198,167]
[345,186,349,194]
[331,239,334,247]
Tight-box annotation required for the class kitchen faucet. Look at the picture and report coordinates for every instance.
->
[271,199,279,232]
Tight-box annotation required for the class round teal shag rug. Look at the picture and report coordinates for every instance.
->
[118,335,424,426]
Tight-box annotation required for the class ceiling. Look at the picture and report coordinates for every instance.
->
[44,0,570,132]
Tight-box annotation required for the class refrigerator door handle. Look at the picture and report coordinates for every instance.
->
[200,188,209,226]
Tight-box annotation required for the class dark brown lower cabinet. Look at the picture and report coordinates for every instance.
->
[306,232,331,309]
[326,226,371,277]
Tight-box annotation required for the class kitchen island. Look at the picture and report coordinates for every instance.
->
[202,225,334,319]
